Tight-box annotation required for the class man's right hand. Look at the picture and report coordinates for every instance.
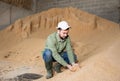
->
[66,64,79,72]
[66,64,77,72]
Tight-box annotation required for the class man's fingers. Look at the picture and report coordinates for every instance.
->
[70,67,76,72]
[70,64,80,72]
[67,64,80,72]
[73,65,79,70]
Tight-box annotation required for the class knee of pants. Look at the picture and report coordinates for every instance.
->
[43,49,53,62]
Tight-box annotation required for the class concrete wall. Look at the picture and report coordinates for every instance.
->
[0,0,120,29]
[0,2,34,30]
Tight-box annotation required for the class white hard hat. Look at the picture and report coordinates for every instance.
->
[56,21,70,30]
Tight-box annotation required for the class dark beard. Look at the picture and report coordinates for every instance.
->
[60,35,68,40]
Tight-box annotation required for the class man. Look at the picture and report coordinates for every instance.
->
[42,21,79,79]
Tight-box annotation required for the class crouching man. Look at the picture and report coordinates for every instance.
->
[42,21,79,79]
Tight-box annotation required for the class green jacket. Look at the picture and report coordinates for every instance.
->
[44,32,74,66]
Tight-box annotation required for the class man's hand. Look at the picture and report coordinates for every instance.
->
[66,64,73,71]
[66,63,79,72]
[72,63,79,72]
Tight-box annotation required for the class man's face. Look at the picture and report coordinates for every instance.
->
[58,29,69,39]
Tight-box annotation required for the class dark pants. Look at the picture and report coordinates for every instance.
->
[43,49,77,64]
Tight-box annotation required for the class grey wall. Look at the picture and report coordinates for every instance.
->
[0,0,120,29]
[0,2,34,30]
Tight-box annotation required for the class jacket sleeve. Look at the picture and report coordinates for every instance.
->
[66,37,75,64]
[46,36,68,66]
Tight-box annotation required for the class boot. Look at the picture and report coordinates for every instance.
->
[46,69,53,79]
[54,63,62,73]
[45,61,53,79]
